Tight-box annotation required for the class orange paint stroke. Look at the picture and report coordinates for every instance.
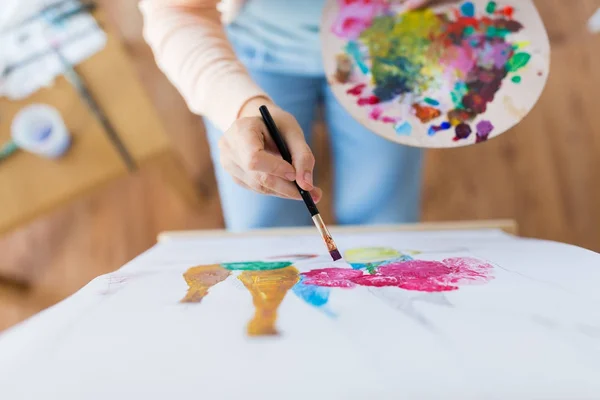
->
[412,103,442,123]
[238,266,300,336]
[181,264,231,303]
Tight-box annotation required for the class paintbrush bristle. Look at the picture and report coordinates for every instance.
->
[329,249,342,261]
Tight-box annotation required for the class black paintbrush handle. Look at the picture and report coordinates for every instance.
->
[259,105,319,217]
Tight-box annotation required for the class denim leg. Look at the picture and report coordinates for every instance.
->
[323,84,425,225]
[205,69,321,231]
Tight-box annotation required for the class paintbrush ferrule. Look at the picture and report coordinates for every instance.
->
[311,214,341,261]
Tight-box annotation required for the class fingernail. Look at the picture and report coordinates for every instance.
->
[285,172,296,181]
[304,172,313,187]
[311,192,320,202]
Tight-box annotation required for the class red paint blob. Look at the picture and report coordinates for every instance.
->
[499,6,514,18]
[346,83,366,96]
[369,106,383,120]
[301,268,363,288]
[358,95,380,106]
[352,258,493,292]
[301,258,494,293]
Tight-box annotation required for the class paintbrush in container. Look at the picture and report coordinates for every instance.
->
[259,105,342,262]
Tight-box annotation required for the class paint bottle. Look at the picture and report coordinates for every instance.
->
[11,104,71,159]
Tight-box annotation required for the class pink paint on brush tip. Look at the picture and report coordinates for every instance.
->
[330,249,342,261]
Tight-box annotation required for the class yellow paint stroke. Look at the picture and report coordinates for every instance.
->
[503,96,527,119]
[238,266,299,336]
[344,247,401,264]
[514,41,531,50]
[181,264,231,303]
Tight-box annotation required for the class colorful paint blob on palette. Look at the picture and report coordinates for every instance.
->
[332,0,533,143]
[181,247,494,337]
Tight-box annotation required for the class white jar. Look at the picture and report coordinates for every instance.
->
[11,104,71,159]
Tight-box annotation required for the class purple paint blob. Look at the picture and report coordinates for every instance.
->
[454,123,472,140]
[476,120,494,142]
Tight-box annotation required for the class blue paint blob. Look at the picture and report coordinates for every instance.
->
[395,121,412,136]
[351,254,414,270]
[461,1,475,17]
[292,280,331,308]
[345,41,369,74]
[380,255,414,265]
[428,122,452,136]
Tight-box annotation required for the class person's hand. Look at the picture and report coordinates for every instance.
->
[218,96,322,202]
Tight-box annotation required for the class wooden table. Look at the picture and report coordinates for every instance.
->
[0,10,200,239]
[158,219,519,241]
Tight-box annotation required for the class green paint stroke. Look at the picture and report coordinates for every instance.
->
[486,1,497,14]
[511,75,522,83]
[222,261,292,271]
[507,53,531,72]
[424,97,440,106]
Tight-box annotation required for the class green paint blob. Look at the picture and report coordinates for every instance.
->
[222,261,292,271]
[486,26,510,38]
[486,1,497,14]
[507,52,531,72]
[464,26,475,36]
[511,76,522,83]
[451,81,468,108]
[424,97,440,106]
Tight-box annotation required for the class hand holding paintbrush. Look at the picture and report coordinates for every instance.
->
[259,105,342,261]
[218,97,322,203]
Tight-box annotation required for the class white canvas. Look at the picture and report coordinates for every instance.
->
[0,229,599,399]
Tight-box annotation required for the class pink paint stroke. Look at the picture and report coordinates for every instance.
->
[301,257,494,292]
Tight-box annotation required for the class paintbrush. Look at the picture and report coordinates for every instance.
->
[259,105,342,261]
[49,42,137,171]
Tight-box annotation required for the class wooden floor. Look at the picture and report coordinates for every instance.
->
[1,0,599,332]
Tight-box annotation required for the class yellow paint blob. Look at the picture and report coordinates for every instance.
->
[238,266,299,336]
[181,264,231,303]
[344,247,401,263]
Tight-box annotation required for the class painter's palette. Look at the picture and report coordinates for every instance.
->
[321,0,550,147]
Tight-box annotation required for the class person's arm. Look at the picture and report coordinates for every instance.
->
[139,0,321,201]
[139,0,270,132]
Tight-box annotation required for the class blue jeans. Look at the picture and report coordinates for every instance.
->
[204,59,424,232]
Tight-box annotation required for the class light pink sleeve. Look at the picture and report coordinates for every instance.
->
[139,0,270,131]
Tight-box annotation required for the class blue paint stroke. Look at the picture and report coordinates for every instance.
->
[395,121,412,136]
[345,41,369,74]
[350,255,414,270]
[380,255,414,265]
[292,279,336,318]
[428,121,452,136]
[460,1,475,17]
